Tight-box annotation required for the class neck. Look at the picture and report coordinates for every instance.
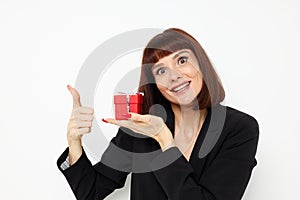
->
[171,103,207,138]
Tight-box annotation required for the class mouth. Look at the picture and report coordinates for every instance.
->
[170,81,191,93]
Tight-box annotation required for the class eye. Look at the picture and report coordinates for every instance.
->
[156,67,166,75]
[178,56,188,65]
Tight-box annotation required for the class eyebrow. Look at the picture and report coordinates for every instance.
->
[151,50,190,71]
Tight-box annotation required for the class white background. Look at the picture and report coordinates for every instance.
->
[1,0,299,199]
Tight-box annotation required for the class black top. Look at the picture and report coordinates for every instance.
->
[57,103,259,200]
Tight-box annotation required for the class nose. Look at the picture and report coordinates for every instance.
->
[169,69,182,82]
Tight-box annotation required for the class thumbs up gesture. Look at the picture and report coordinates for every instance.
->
[66,85,94,143]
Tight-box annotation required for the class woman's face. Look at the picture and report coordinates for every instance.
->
[151,49,203,107]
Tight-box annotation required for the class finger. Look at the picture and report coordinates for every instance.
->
[67,84,82,108]
[75,120,92,128]
[78,127,91,135]
[74,107,94,114]
[102,118,133,129]
[78,114,94,121]
[102,118,118,125]
[102,118,149,137]
[128,112,151,122]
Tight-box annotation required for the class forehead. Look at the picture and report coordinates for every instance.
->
[151,49,194,70]
[157,49,191,63]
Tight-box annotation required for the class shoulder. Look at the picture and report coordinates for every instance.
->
[225,105,258,128]
[220,104,259,139]
[209,104,259,164]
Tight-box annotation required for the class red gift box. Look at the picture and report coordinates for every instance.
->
[114,92,144,120]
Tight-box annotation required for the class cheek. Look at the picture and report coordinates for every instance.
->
[189,69,203,91]
[187,64,203,80]
[154,77,169,89]
[156,83,167,94]
[195,75,204,93]
[195,72,203,85]
[181,64,200,77]
[189,66,202,77]
[156,83,163,91]
[156,84,172,101]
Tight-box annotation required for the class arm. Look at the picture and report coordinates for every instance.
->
[57,128,133,200]
[152,116,259,200]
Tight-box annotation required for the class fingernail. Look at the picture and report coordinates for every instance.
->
[67,84,71,91]
[102,118,108,123]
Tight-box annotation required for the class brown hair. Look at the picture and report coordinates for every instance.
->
[138,28,225,114]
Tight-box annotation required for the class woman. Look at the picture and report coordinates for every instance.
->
[57,28,259,200]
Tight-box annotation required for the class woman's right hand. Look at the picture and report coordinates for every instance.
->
[66,85,94,164]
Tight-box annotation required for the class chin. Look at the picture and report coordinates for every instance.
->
[170,96,199,108]
[180,99,199,107]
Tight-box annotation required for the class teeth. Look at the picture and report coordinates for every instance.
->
[172,82,190,92]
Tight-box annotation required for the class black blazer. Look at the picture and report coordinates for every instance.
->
[57,103,259,200]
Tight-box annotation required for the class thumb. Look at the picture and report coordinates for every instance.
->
[67,84,82,108]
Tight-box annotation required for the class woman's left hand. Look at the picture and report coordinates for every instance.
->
[102,113,175,151]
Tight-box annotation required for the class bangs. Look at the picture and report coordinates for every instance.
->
[142,33,193,65]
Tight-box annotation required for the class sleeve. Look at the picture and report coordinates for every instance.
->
[56,128,134,200]
[59,155,70,171]
[152,115,259,200]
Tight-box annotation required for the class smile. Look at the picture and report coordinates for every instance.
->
[170,81,191,93]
